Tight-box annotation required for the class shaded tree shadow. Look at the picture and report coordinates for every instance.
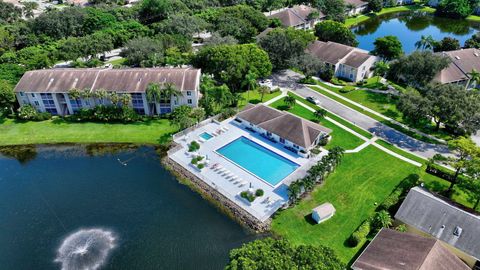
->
[303,213,317,225]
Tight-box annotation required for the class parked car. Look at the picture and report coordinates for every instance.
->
[306,96,320,105]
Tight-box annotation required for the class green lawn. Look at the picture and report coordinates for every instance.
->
[269,98,365,150]
[239,89,282,107]
[0,118,178,146]
[272,146,421,263]
[310,85,446,143]
[345,4,435,27]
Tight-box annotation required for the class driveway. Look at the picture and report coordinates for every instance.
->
[270,70,450,159]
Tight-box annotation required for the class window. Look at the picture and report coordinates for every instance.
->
[293,144,299,149]
[174,100,177,105]
[34,101,39,106]
[20,92,24,96]
[186,91,191,96]
[453,226,463,237]
[85,100,90,106]
[70,99,82,113]
[31,93,35,97]
[279,138,285,144]
[131,93,145,115]
[187,99,192,104]
[267,132,272,137]
[41,93,57,115]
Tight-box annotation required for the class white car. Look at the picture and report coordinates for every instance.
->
[306,96,320,105]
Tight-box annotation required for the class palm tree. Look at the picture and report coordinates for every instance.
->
[242,71,258,103]
[283,96,296,109]
[257,86,270,102]
[415,35,435,51]
[161,82,183,106]
[374,210,392,230]
[314,109,327,121]
[373,61,390,83]
[466,69,480,90]
[146,82,162,115]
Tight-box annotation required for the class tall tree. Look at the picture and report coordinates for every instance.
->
[444,137,480,195]
[388,51,450,87]
[372,36,403,60]
[433,37,461,52]
[314,20,358,47]
[415,35,436,51]
[465,32,480,48]
[120,37,164,67]
[0,79,14,115]
[315,0,346,22]
[368,0,383,12]
[436,0,475,19]
[288,53,324,79]
[258,28,316,70]
[373,61,390,82]
[467,68,480,89]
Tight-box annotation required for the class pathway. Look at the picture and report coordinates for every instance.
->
[296,99,422,167]
[270,70,450,159]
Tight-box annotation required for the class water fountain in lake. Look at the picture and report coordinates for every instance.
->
[55,228,116,270]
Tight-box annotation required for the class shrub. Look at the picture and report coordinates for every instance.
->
[240,191,256,202]
[395,224,407,232]
[340,85,355,93]
[318,136,329,146]
[348,220,371,247]
[197,163,205,169]
[298,77,317,85]
[188,141,200,152]
[331,77,347,86]
[255,189,264,197]
[220,107,237,121]
[271,87,281,93]
[69,105,140,123]
[17,105,52,121]
[319,68,334,81]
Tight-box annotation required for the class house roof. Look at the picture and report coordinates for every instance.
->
[344,0,368,8]
[312,203,335,219]
[395,187,480,261]
[434,48,480,84]
[14,68,201,93]
[236,104,331,148]
[306,41,374,68]
[352,228,470,270]
[267,5,324,27]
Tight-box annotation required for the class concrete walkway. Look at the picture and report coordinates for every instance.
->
[295,99,422,166]
[270,70,450,159]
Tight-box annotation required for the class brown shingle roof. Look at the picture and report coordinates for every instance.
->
[344,0,368,8]
[307,41,355,65]
[434,48,480,84]
[352,228,470,270]
[344,51,372,68]
[268,5,324,27]
[14,68,201,93]
[237,104,331,148]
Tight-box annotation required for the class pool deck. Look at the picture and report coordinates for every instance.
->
[168,118,328,223]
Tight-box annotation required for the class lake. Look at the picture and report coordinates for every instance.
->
[352,11,480,53]
[0,145,257,270]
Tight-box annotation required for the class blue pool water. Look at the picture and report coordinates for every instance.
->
[200,132,213,140]
[217,137,299,186]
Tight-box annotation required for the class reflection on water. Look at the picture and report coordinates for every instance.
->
[0,145,256,270]
[352,11,480,52]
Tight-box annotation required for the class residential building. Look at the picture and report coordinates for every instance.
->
[395,187,480,268]
[235,104,331,155]
[265,5,325,30]
[352,228,470,270]
[433,48,480,88]
[306,41,378,82]
[344,0,369,16]
[14,68,201,116]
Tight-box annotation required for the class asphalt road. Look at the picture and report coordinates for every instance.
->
[270,70,450,159]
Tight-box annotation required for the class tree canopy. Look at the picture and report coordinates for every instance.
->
[314,20,358,47]
[257,27,316,70]
[435,0,477,19]
[314,0,346,23]
[388,51,450,87]
[193,44,272,90]
[433,37,461,52]
[225,238,345,270]
[372,36,403,60]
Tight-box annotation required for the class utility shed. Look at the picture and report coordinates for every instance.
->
[312,203,335,224]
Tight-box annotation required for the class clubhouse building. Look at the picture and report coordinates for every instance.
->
[14,68,201,116]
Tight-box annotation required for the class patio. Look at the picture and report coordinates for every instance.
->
[168,117,328,222]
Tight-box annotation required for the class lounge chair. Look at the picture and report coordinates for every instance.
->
[210,163,219,169]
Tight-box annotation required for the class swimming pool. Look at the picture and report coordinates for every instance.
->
[199,132,213,140]
[217,136,299,186]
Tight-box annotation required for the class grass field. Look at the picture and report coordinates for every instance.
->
[239,89,282,107]
[269,98,365,150]
[272,146,421,262]
[0,118,178,146]
[345,4,435,27]
[310,85,446,143]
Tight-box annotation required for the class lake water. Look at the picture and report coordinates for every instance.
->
[352,11,480,53]
[0,145,256,270]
